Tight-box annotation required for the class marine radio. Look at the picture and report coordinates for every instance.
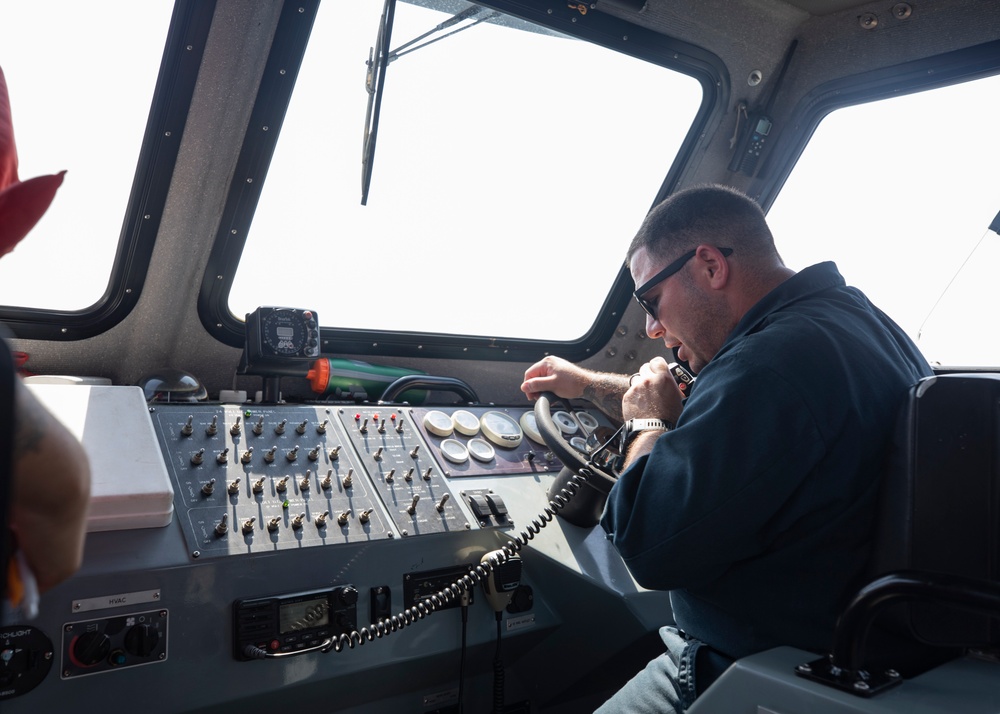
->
[233,585,358,660]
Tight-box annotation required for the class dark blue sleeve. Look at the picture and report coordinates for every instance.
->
[600,350,827,591]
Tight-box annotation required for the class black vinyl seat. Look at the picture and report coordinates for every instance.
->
[814,373,1000,687]
[870,372,1000,653]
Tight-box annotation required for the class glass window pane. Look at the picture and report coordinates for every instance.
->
[229,1,702,342]
[767,73,1000,367]
[0,1,174,310]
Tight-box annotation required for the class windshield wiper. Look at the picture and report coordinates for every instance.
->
[361,3,496,205]
[361,0,397,206]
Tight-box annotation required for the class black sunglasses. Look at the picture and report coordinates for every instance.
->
[633,247,733,319]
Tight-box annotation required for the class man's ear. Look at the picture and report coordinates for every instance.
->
[696,244,730,289]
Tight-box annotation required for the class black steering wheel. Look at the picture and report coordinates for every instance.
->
[534,392,620,527]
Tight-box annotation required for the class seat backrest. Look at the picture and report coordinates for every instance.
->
[871,373,1000,648]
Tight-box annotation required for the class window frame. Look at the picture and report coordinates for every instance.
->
[197,0,725,362]
[0,0,214,341]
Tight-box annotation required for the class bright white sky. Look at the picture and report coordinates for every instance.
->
[0,1,998,366]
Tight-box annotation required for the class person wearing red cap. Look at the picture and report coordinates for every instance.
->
[0,65,90,618]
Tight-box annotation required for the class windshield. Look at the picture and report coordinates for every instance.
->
[768,72,1000,367]
[0,1,174,311]
[228,1,703,343]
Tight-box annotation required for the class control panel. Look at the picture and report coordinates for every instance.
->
[150,402,612,559]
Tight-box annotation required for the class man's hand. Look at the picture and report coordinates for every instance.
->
[622,356,684,424]
[522,356,630,422]
[521,356,591,401]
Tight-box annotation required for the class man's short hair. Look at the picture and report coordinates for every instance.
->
[627,184,779,267]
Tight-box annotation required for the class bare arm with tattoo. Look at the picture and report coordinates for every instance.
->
[10,380,91,593]
[521,355,629,422]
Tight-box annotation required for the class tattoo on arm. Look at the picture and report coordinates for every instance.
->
[582,373,628,422]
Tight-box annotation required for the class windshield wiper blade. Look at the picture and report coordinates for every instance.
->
[361,3,496,205]
[361,0,397,206]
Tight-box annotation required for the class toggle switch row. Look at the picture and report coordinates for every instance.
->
[199,469,358,497]
[179,416,333,439]
[212,507,377,537]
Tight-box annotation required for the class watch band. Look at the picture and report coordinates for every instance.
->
[627,418,672,433]
[622,418,672,452]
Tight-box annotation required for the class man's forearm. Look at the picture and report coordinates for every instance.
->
[582,372,629,422]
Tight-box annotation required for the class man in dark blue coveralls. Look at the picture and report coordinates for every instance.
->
[521,184,932,713]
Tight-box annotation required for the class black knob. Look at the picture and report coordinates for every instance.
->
[337,586,359,607]
[72,631,111,667]
[124,623,161,658]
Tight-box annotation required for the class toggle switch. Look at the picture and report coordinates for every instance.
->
[253,417,264,435]
[274,419,287,435]
[230,416,242,436]
[191,448,205,465]
[181,415,194,437]
[216,448,230,464]
[206,415,218,436]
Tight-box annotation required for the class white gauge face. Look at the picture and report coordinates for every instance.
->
[519,411,545,445]
[480,410,523,449]
[423,410,454,437]
[467,438,496,463]
[440,438,469,464]
[575,410,599,432]
[452,409,481,436]
[570,436,588,453]
[553,410,579,436]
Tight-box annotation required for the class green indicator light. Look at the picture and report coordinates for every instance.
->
[244,410,252,418]
[282,500,289,509]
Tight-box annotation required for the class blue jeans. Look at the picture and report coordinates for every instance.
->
[593,626,732,713]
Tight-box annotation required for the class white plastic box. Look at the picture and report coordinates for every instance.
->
[26,384,174,531]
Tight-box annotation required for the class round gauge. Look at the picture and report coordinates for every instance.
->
[481,411,522,449]
[570,436,588,453]
[553,410,579,436]
[440,438,469,464]
[468,438,496,463]
[423,410,454,437]
[519,411,545,445]
[261,310,312,356]
[575,410,599,433]
[452,409,481,436]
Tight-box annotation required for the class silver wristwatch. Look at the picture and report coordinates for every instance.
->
[621,418,672,451]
